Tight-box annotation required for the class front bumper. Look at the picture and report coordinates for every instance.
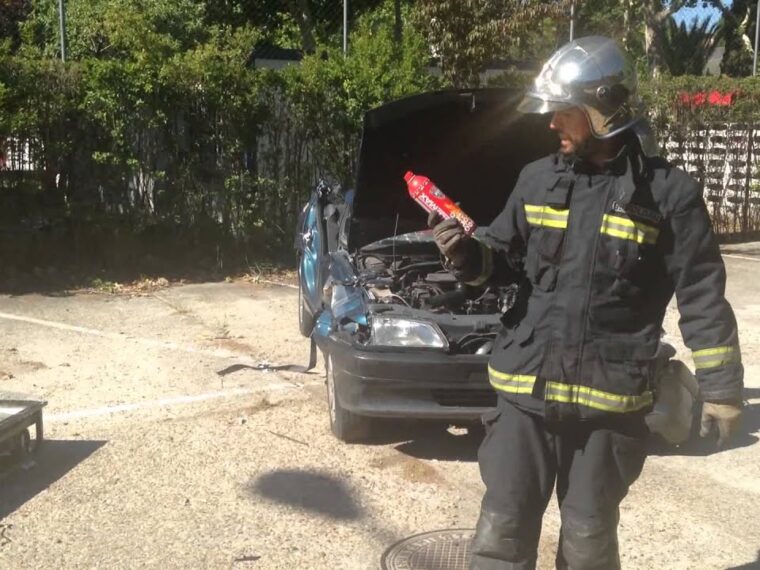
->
[326,339,496,420]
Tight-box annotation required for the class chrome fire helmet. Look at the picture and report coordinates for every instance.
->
[518,36,659,157]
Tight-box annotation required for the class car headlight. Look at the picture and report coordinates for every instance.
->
[369,317,448,349]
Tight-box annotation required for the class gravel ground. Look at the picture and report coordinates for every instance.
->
[0,246,758,570]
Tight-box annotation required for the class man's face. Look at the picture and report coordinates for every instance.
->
[550,107,593,155]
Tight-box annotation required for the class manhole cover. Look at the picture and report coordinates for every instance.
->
[381,529,474,570]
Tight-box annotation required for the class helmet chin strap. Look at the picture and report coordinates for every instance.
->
[567,134,624,168]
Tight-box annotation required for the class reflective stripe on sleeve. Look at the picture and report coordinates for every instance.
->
[465,240,494,287]
[600,214,659,245]
[692,345,741,370]
[488,367,536,395]
[524,204,569,230]
[488,366,654,413]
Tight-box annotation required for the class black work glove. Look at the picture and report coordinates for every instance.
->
[428,211,468,268]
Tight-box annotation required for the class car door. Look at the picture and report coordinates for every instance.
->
[296,187,327,325]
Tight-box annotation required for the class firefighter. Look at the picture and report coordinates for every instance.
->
[430,36,744,569]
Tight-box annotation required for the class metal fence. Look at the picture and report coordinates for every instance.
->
[664,124,760,236]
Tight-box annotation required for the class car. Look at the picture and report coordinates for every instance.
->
[295,88,559,442]
[295,88,697,444]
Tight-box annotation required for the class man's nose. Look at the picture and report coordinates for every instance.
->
[549,112,561,130]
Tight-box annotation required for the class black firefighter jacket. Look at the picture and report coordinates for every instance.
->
[458,143,743,421]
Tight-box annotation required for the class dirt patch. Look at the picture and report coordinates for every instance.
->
[370,453,446,486]
[215,338,256,354]
[248,397,280,415]
[157,398,284,425]
[244,267,298,287]
[0,349,48,380]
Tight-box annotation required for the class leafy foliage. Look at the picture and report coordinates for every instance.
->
[0,0,758,278]
[281,2,440,185]
[0,0,439,272]
[573,0,646,62]
[661,16,720,76]
[716,0,757,77]
[416,0,568,87]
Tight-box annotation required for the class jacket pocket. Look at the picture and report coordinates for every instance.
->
[592,339,658,405]
[597,237,652,298]
[526,228,565,292]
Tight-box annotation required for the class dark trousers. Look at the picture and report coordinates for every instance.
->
[470,401,648,570]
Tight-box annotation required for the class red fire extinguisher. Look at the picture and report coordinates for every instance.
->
[404,171,477,236]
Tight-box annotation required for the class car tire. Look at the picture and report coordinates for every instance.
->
[297,264,316,338]
[326,355,373,443]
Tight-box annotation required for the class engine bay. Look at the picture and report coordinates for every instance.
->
[357,252,517,316]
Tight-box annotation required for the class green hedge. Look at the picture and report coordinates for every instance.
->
[1,13,759,276]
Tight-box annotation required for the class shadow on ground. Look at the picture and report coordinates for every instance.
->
[0,439,106,520]
[345,419,482,463]
[727,550,760,570]
[248,468,411,563]
[392,424,482,463]
[249,469,364,521]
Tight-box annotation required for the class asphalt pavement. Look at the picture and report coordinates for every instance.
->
[0,246,758,569]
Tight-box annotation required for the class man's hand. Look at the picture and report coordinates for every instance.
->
[700,401,742,448]
[428,212,468,268]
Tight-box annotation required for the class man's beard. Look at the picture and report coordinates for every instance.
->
[558,134,599,161]
[569,136,593,158]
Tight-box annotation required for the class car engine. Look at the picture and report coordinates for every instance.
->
[357,253,517,316]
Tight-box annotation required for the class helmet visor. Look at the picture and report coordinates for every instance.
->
[517,95,573,115]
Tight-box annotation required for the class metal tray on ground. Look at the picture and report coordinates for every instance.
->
[0,392,46,465]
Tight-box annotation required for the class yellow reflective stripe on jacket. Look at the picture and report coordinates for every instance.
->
[600,214,659,245]
[488,366,653,413]
[544,382,654,413]
[488,367,536,395]
[465,239,494,287]
[692,345,741,370]
[524,204,569,230]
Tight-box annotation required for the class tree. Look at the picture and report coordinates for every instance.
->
[0,0,30,50]
[572,0,645,61]
[416,0,569,87]
[201,0,391,52]
[661,16,720,75]
[283,1,440,185]
[640,1,751,76]
[641,0,692,75]
[715,0,757,76]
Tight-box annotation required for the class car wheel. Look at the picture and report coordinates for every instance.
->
[326,355,372,443]
[297,264,316,338]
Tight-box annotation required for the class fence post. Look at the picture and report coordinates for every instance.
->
[343,0,348,55]
[57,0,67,62]
[569,0,576,41]
[743,125,754,236]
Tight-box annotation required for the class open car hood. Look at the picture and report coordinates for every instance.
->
[346,88,559,252]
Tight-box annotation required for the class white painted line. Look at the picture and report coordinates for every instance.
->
[46,384,295,422]
[723,253,760,262]
[0,311,267,368]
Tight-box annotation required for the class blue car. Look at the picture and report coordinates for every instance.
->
[296,88,558,442]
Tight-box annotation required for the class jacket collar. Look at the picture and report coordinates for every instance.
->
[552,139,650,207]
[553,134,646,177]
